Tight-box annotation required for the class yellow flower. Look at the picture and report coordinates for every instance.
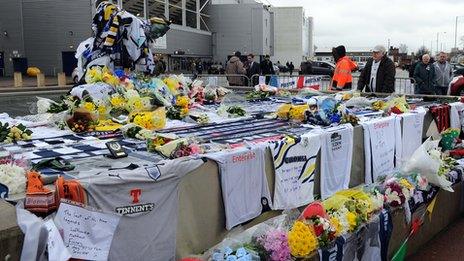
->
[127,97,144,112]
[164,78,180,94]
[97,105,107,115]
[287,220,318,257]
[346,212,358,231]
[85,67,103,83]
[176,96,190,107]
[399,178,414,190]
[83,102,96,112]
[180,107,189,118]
[330,217,342,236]
[110,95,126,108]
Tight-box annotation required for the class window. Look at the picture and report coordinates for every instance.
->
[148,0,166,19]
[186,10,197,28]
[169,5,182,25]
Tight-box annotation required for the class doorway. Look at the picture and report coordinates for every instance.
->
[62,51,77,76]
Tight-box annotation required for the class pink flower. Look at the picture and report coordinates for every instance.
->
[257,229,291,261]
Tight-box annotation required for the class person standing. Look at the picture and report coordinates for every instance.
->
[289,62,295,75]
[414,54,437,95]
[225,51,246,86]
[357,45,396,93]
[331,45,357,91]
[245,54,261,86]
[196,61,203,75]
[433,52,453,95]
[260,55,275,84]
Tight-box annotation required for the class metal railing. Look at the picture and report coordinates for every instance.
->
[157,73,417,94]
[249,74,332,90]
[352,76,416,94]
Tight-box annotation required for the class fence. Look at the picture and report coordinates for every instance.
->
[352,76,416,94]
[157,73,416,94]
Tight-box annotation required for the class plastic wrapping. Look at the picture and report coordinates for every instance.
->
[402,137,454,191]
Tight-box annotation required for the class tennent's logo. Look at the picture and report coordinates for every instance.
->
[115,188,154,215]
[130,188,142,203]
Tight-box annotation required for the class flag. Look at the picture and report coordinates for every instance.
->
[391,240,408,261]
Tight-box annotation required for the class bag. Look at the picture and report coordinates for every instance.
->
[55,176,87,206]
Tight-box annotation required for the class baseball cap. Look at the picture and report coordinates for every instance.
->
[372,45,386,53]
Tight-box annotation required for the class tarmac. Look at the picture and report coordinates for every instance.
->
[408,217,464,260]
[0,76,74,88]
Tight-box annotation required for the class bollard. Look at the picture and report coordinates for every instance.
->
[37,73,45,87]
[57,72,66,86]
[13,72,23,87]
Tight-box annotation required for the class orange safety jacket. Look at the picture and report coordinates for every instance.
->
[331,56,357,91]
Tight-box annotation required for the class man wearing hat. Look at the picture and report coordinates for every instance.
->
[357,45,396,93]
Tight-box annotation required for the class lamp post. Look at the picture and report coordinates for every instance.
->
[455,16,464,49]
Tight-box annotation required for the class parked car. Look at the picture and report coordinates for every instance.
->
[305,61,335,76]
[357,61,366,72]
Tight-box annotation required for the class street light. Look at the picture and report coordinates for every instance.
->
[455,16,464,49]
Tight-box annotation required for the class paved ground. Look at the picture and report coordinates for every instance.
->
[0,76,74,88]
[408,218,464,260]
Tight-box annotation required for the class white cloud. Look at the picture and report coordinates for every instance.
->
[267,0,464,53]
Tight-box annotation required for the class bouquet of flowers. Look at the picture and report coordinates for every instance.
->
[0,122,33,143]
[226,105,246,117]
[287,220,318,257]
[146,133,178,152]
[288,104,308,122]
[402,137,454,191]
[154,138,202,159]
[66,109,98,133]
[167,95,190,120]
[385,96,410,115]
[371,100,387,111]
[211,246,258,261]
[129,108,166,130]
[306,215,339,248]
[382,177,414,208]
[254,229,291,261]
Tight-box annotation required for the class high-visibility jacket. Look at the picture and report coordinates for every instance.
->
[331,56,357,90]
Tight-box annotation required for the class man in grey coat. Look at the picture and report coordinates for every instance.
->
[433,52,453,95]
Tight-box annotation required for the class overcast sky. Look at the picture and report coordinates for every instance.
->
[266,0,464,54]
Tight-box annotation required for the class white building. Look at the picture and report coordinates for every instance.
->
[270,7,314,67]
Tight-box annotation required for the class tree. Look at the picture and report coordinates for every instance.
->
[399,44,408,54]
[416,46,429,59]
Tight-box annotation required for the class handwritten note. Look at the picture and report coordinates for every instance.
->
[44,219,72,261]
[56,202,120,261]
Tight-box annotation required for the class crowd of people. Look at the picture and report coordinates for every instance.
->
[329,44,464,95]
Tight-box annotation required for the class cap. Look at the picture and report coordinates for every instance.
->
[372,45,386,54]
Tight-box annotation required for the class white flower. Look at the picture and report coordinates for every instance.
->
[124,89,140,99]
[0,164,26,195]
[385,190,401,205]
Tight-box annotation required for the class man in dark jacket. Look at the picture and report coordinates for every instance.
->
[260,55,275,84]
[245,53,261,86]
[260,55,275,75]
[357,45,396,93]
[414,54,437,95]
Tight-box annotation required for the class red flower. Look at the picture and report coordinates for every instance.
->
[314,224,324,236]
[390,106,403,114]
